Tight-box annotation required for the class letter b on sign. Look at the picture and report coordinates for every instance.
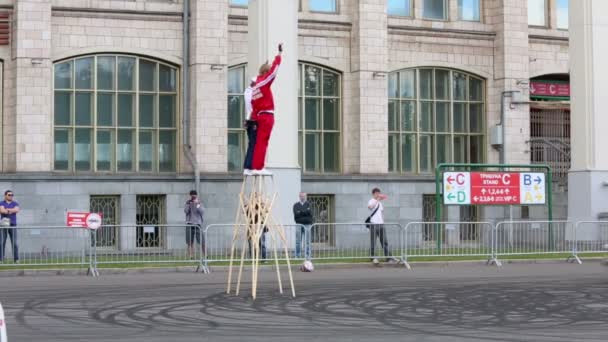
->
[523,174,532,186]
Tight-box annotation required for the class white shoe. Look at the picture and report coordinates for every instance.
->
[258,168,273,176]
[372,258,379,265]
[243,169,253,176]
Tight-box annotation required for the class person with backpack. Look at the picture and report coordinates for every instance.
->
[366,188,397,265]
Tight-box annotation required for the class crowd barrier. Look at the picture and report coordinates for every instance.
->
[1,221,607,275]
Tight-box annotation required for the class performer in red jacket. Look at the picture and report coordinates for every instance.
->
[250,43,283,176]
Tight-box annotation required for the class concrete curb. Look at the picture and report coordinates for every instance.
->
[0,258,605,277]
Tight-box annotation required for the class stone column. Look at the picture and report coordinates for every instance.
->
[568,0,608,222]
[350,0,389,174]
[190,0,229,172]
[12,0,52,172]
[248,0,300,225]
[493,0,530,165]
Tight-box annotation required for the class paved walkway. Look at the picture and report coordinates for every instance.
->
[1,263,607,342]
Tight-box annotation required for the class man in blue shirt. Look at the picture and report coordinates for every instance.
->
[0,190,20,263]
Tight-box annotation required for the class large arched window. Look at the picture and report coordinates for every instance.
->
[299,63,341,173]
[53,55,178,173]
[227,65,246,172]
[388,68,485,174]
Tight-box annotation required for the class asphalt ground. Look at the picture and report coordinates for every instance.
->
[1,263,607,342]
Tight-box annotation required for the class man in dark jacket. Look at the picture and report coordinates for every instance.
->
[293,192,313,260]
[184,190,204,259]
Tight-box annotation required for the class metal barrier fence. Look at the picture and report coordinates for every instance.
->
[493,221,572,261]
[403,222,495,268]
[0,226,92,270]
[570,221,608,264]
[2,221,608,275]
[90,224,208,274]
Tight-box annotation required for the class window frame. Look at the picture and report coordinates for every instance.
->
[388,67,486,175]
[227,64,248,173]
[555,0,569,30]
[52,54,180,174]
[387,0,413,18]
[458,0,481,22]
[298,62,343,174]
[528,0,549,28]
[422,0,449,21]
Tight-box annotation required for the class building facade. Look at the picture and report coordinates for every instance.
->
[0,0,571,250]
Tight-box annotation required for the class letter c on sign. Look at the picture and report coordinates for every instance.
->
[502,174,511,185]
[456,173,465,185]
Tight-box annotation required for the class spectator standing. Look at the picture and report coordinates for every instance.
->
[293,192,313,260]
[367,188,396,265]
[0,190,20,264]
[184,190,205,259]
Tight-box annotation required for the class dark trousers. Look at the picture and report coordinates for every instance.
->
[243,120,257,170]
[369,224,390,260]
[0,225,19,262]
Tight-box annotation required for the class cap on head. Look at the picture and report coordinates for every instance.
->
[189,190,198,196]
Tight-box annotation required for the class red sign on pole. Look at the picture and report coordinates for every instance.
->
[530,82,570,97]
[470,172,521,205]
[67,212,89,227]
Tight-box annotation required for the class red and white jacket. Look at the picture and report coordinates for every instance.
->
[251,54,281,119]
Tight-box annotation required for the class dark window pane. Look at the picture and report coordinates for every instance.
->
[54,129,70,170]
[454,136,467,163]
[228,95,244,129]
[470,135,483,163]
[139,95,155,128]
[388,73,398,98]
[55,61,72,89]
[419,134,433,173]
[304,65,321,96]
[423,0,446,19]
[401,101,416,131]
[228,67,244,94]
[305,98,321,130]
[117,129,134,171]
[402,134,416,172]
[435,102,450,132]
[323,71,339,97]
[159,95,175,128]
[228,132,244,172]
[453,72,467,100]
[118,57,135,91]
[159,130,176,172]
[388,100,398,131]
[139,131,154,172]
[75,92,92,126]
[75,57,93,89]
[436,134,451,164]
[435,69,450,100]
[97,130,113,171]
[323,133,339,172]
[75,128,92,171]
[323,98,339,130]
[470,103,483,133]
[97,56,115,90]
[97,93,114,126]
[469,77,483,101]
[420,101,433,132]
[453,103,467,133]
[139,60,156,92]
[388,133,398,172]
[420,69,433,99]
[400,69,416,98]
[118,94,134,127]
[159,65,176,92]
[305,133,321,172]
[54,92,71,125]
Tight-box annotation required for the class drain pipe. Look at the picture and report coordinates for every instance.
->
[498,91,519,164]
[182,0,200,193]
